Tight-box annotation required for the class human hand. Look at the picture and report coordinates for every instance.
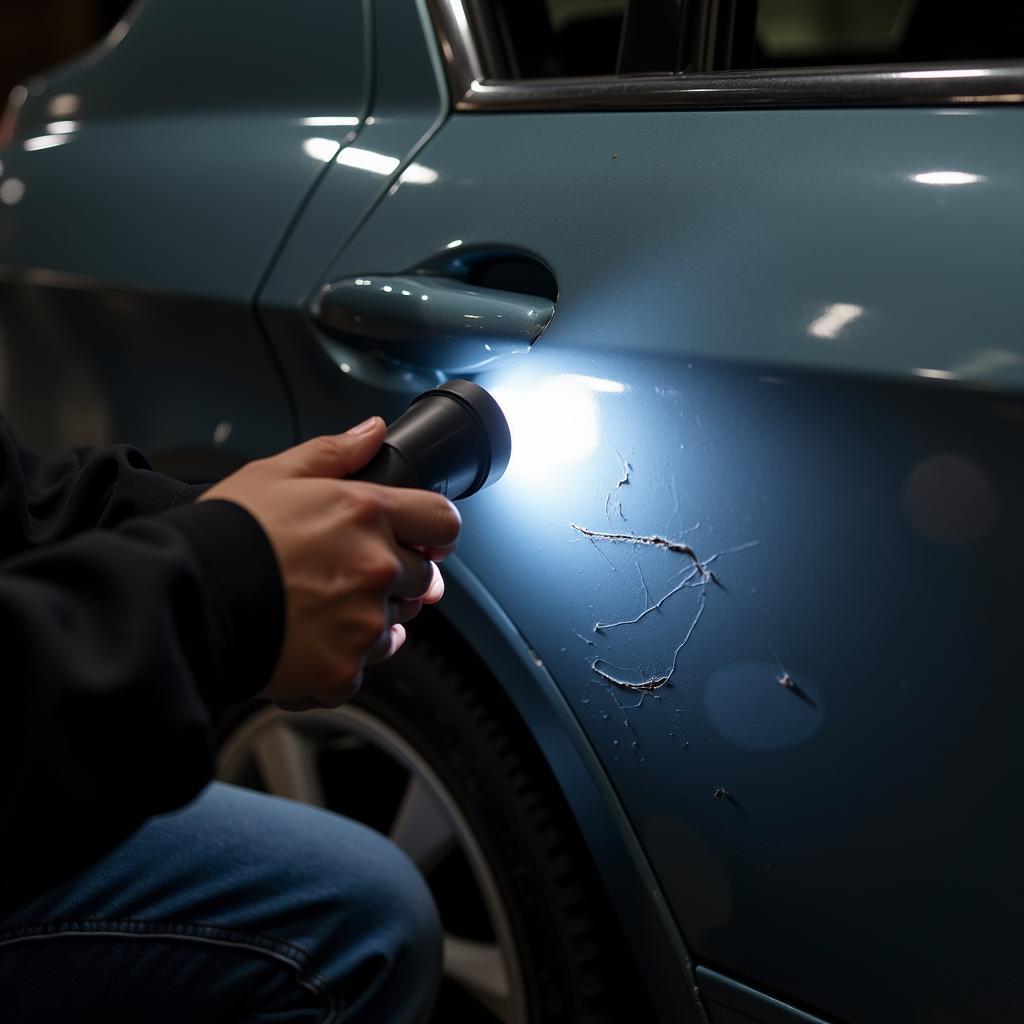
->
[198,417,460,707]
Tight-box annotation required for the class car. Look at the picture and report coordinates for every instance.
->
[2,1,1023,1021]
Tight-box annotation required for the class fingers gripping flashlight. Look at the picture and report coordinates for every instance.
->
[350,380,511,499]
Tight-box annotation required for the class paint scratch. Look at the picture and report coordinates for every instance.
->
[604,446,631,523]
[596,565,703,632]
[591,593,706,705]
[768,641,817,707]
[569,523,709,576]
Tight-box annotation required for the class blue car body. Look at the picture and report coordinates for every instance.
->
[2,2,1023,1021]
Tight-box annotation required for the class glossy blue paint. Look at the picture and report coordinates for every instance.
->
[255,6,707,1017]
[436,558,700,1021]
[9,0,369,124]
[314,274,549,371]
[1,0,370,299]
[321,107,1024,390]
[0,115,352,300]
[0,0,374,456]
[258,0,450,425]
[298,102,1024,1021]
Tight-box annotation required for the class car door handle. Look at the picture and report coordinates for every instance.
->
[312,274,555,373]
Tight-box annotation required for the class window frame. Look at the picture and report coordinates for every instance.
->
[427,0,1024,110]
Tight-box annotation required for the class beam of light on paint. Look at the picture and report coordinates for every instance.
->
[488,374,623,482]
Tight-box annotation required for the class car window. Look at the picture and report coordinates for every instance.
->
[446,0,1024,108]
[470,0,680,78]
[719,0,1024,71]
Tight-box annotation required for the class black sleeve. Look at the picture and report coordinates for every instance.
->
[0,419,206,561]
[0,499,284,915]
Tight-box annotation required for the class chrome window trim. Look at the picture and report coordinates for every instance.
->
[427,0,1024,111]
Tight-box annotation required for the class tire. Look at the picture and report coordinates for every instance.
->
[217,613,654,1023]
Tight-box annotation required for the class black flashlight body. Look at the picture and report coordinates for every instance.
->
[350,380,511,500]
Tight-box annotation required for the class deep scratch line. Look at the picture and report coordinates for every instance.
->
[603,446,631,524]
[591,593,706,694]
[569,523,708,574]
[611,446,631,491]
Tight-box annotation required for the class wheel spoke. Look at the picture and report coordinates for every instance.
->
[388,775,455,872]
[251,721,326,806]
[443,935,514,1022]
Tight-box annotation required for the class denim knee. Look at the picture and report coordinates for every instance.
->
[0,784,443,1024]
[299,811,443,1023]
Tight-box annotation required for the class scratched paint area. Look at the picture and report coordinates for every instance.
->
[562,434,762,765]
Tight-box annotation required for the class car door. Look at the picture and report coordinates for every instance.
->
[0,0,372,471]
[259,2,1024,1022]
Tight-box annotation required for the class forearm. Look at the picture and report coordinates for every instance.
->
[0,500,283,914]
[0,417,204,559]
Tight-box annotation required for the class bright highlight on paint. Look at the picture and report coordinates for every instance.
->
[912,171,984,186]
[398,162,439,185]
[23,134,71,151]
[336,147,401,176]
[301,116,360,126]
[808,302,863,340]
[302,137,340,162]
[489,374,623,480]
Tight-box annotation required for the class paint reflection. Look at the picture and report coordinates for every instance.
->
[808,302,863,340]
[912,170,985,186]
[336,147,400,175]
[303,137,340,162]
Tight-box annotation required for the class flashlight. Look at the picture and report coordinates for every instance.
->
[350,380,511,499]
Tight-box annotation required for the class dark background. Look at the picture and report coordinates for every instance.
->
[1,0,131,102]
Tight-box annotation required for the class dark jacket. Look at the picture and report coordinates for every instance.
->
[0,420,283,915]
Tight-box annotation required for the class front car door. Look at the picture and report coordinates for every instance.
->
[261,2,1024,1021]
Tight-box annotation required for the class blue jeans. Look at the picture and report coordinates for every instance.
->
[0,783,442,1022]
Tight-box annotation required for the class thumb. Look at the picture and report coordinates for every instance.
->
[281,416,386,478]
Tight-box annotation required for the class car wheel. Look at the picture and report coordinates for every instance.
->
[217,625,650,1023]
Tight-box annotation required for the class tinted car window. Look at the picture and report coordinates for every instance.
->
[471,0,626,77]
[721,0,1024,71]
